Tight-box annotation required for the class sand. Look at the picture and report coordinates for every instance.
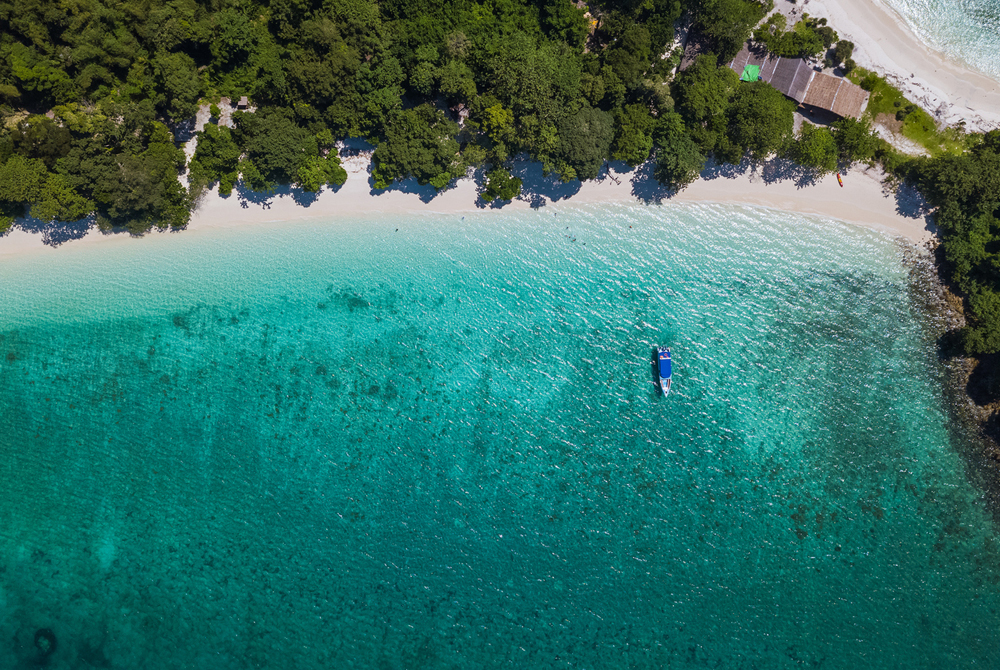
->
[803,0,1000,132]
[0,156,935,259]
[190,158,935,244]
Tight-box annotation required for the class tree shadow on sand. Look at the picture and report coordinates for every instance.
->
[509,161,582,208]
[471,160,583,209]
[627,154,940,242]
[170,117,198,148]
[698,156,822,188]
[11,214,96,247]
[481,159,639,209]
[234,182,341,210]
[893,180,937,238]
[893,180,934,220]
[627,157,822,204]
[339,137,377,156]
[630,161,673,204]
[368,174,442,203]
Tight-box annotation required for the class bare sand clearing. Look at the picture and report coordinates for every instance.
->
[0,158,934,259]
[804,0,1000,131]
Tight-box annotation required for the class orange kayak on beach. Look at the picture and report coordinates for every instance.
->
[837,173,844,188]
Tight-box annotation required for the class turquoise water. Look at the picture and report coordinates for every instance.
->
[881,0,1000,81]
[2,203,1000,668]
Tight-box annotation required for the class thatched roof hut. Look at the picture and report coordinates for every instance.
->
[727,45,869,119]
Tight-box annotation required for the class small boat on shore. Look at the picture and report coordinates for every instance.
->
[657,347,672,396]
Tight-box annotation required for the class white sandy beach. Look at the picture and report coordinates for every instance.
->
[0,157,935,259]
[805,0,1000,131]
[2,0,989,256]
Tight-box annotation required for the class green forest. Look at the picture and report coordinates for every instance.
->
[1,0,1000,378]
[0,0,872,232]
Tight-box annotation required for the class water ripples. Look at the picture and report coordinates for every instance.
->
[882,0,1000,79]
[0,203,998,667]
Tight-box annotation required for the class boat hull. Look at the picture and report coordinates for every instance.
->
[657,347,672,396]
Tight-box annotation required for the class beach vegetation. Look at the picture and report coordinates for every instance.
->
[297,155,348,193]
[720,79,795,163]
[908,134,1000,355]
[480,166,523,203]
[371,105,462,190]
[190,125,242,197]
[0,154,46,217]
[696,0,772,62]
[30,173,94,224]
[652,111,706,192]
[832,40,854,68]
[0,0,779,226]
[785,122,838,174]
[753,13,835,59]
[830,117,881,165]
[232,107,321,185]
[848,67,968,156]
[673,55,739,154]
[238,158,272,193]
[10,116,72,169]
[557,107,615,181]
[613,104,656,167]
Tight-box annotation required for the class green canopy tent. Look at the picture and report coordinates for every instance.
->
[740,64,761,82]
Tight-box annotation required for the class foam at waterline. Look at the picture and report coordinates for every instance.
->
[881,0,1000,81]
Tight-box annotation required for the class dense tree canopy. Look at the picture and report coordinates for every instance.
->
[613,104,656,167]
[372,105,463,190]
[189,124,242,196]
[785,122,838,174]
[558,107,614,180]
[721,79,795,162]
[652,111,705,191]
[696,0,770,62]
[909,132,1000,355]
[831,117,882,165]
[674,55,738,154]
[0,0,799,230]
[753,13,836,59]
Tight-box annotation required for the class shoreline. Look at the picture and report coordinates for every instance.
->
[805,0,1000,132]
[0,159,935,257]
[3,0,985,256]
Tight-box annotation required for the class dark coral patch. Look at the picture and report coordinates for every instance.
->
[34,628,57,658]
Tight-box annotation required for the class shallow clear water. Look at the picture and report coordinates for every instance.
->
[881,0,1000,81]
[1,203,999,668]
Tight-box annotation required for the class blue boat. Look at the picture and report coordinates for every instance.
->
[657,347,672,396]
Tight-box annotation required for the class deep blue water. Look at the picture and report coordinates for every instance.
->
[1,204,999,668]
